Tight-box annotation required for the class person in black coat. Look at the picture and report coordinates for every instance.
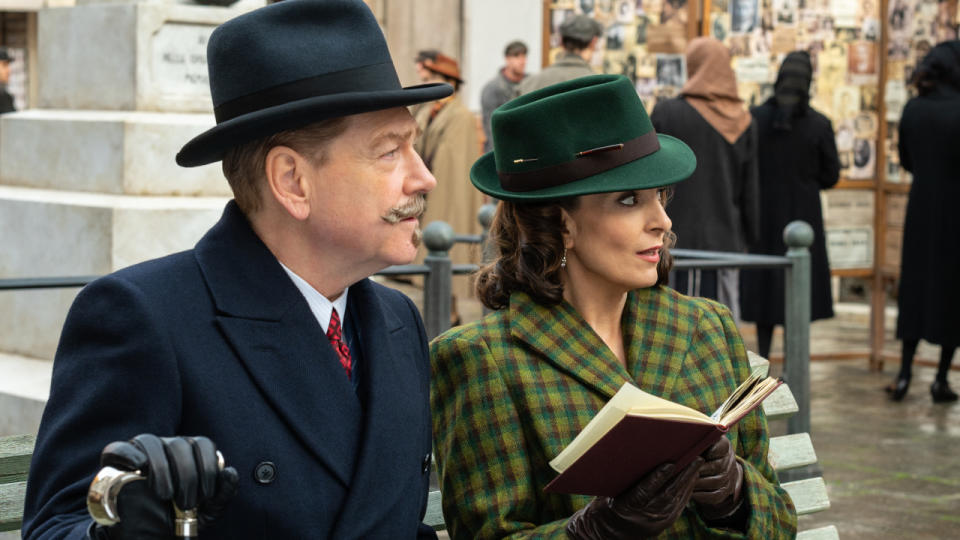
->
[887,40,960,403]
[739,51,840,359]
[650,37,760,318]
[22,2,453,539]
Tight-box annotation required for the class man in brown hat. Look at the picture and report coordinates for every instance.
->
[519,14,602,94]
[0,48,15,114]
[413,52,484,324]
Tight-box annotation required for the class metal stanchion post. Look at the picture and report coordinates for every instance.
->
[423,221,454,340]
[783,221,813,433]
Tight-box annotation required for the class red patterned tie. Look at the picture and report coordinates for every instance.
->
[326,309,352,378]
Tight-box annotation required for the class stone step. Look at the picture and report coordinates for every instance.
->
[0,354,49,438]
[0,186,227,359]
[1,110,228,196]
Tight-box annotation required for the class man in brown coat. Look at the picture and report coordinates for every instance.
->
[413,53,484,321]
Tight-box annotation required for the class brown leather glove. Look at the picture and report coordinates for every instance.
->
[565,457,704,539]
[692,436,745,523]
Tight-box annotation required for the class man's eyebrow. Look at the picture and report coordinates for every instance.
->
[370,125,422,148]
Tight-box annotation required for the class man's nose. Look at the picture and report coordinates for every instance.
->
[407,149,437,194]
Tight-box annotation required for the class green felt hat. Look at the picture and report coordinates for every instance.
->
[471,74,696,202]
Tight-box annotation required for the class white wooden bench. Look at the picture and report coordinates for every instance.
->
[425,353,838,539]
[748,352,837,540]
[0,358,835,538]
[0,434,32,534]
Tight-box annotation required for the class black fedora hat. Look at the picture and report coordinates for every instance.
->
[176,0,453,167]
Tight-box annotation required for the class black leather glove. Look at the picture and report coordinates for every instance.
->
[87,434,239,540]
[692,436,746,524]
[566,457,704,539]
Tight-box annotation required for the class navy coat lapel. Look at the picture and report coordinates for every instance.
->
[331,279,427,538]
[194,202,362,486]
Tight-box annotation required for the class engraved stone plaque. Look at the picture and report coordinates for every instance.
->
[150,23,214,100]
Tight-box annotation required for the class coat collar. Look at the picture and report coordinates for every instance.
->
[553,52,591,68]
[508,286,694,400]
[193,202,420,510]
[195,202,363,485]
[508,291,631,400]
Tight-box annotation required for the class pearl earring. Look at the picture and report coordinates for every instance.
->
[561,248,567,269]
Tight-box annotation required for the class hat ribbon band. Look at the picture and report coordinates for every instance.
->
[497,131,660,193]
[213,62,402,123]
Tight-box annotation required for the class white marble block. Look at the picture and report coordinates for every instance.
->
[0,353,51,437]
[37,2,253,112]
[0,110,229,195]
[0,186,227,359]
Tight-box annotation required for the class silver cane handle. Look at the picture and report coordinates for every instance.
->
[87,450,225,539]
[87,466,145,526]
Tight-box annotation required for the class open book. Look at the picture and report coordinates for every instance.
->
[544,367,783,497]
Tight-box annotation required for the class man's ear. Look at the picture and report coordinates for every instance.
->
[559,207,576,250]
[265,145,312,221]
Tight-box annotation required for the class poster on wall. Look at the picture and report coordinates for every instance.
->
[822,189,874,268]
[655,54,686,86]
[822,189,875,228]
[548,0,958,189]
[826,227,874,268]
[548,0,693,111]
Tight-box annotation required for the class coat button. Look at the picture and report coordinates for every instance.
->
[254,461,277,484]
[422,454,431,474]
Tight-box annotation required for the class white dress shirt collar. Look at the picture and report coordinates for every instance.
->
[278,262,349,333]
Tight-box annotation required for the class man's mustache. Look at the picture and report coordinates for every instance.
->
[382,195,426,224]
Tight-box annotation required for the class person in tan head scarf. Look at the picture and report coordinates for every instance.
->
[650,37,759,319]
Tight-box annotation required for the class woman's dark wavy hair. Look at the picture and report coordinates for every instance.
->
[475,193,676,310]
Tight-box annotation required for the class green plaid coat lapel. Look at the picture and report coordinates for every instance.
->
[509,292,633,400]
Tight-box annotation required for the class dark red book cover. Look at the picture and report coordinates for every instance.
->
[543,416,726,497]
[543,377,782,497]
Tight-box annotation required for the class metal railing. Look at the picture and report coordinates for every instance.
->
[0,210,812,435]
[0,203,498,342]
[672,220,814,437]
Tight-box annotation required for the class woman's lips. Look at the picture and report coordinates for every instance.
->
[637,246,661,263]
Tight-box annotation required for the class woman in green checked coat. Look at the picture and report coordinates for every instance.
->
[430,75,797,539]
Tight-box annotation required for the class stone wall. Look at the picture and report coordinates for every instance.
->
[0,0,264,436]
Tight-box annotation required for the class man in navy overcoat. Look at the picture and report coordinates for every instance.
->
[22,1,453,538]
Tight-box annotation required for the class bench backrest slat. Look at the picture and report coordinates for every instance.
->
[0,435,34,485]
[782,477,831,516]
[797,525,840,540]
[768,433,818,471]
[0,481,27,532]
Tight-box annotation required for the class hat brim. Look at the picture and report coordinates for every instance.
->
[470,133,696,202]
[177,82,453,167]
